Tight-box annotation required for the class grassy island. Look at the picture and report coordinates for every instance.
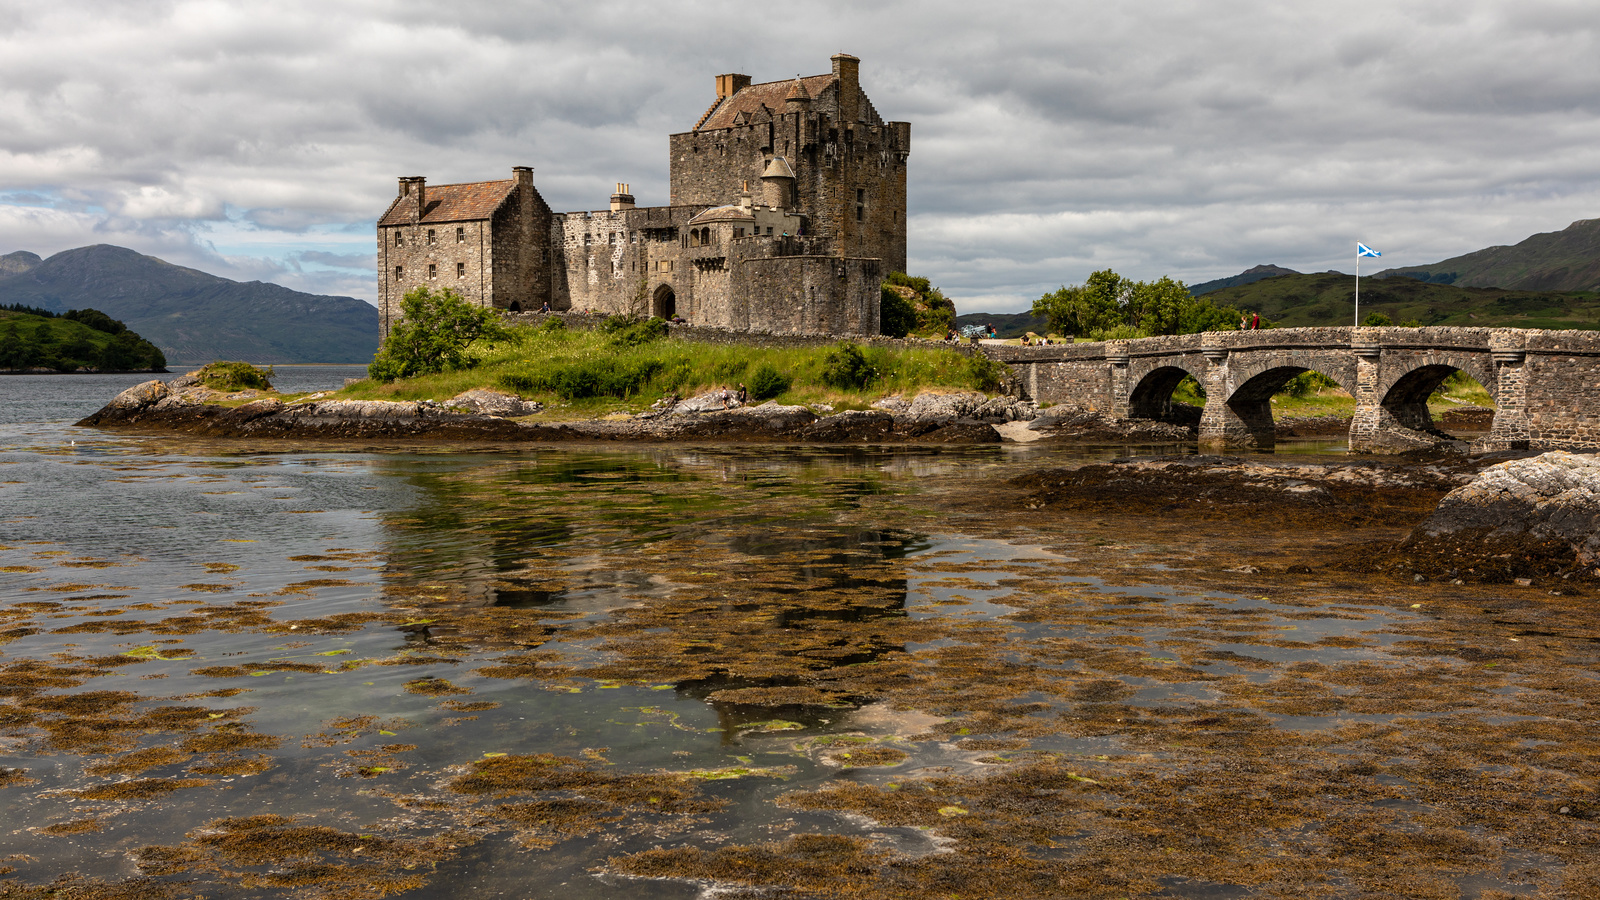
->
[338,317,1004,420]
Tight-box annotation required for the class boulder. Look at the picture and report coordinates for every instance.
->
[104,379,169,412]
[1407,451,1600,566]
[874,391,1036,424]
[445,389,542,417]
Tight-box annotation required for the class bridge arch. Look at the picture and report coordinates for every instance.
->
[1128,364,1203,420]
[1372,352,1499,445]
[1212,354,1359,450]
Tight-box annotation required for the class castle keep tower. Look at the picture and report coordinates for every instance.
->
[377,54,907,338]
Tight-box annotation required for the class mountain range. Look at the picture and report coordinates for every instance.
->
[1374,218,1600,292]
[0,245,379,364]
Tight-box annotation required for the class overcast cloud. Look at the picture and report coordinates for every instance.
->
[2,0,1597,312]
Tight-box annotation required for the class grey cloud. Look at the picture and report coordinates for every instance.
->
[0,0,1597,313]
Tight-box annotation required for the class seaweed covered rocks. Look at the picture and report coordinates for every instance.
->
[1008,456,1475,528]
[1399,450,1600,580]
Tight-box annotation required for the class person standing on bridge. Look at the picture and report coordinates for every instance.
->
[1251,313,1261,330]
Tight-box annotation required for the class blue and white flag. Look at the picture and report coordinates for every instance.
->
[1357,243,1381,258]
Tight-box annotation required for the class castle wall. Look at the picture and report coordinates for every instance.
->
[378,219,495,336]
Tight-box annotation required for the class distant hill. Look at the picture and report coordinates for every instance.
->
[1189,264,1302,296]
[952,311,1049,338]
[0,245,379,364]
[1202,271,1600,329]
[1375,218,1600,292]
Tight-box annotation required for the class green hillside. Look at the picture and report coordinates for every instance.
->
[1203,272,1600,330]
[1375,218,1600,292]
[0,245,379,364]
[0,307,167,372]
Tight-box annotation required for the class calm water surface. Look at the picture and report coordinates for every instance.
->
[0,374,1585,899]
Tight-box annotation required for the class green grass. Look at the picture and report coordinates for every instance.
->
[338,325,1001,418]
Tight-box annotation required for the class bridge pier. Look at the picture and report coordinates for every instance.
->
[1474,335,1530,452]
[1348,338,1441,452]
[1196,342,1276,451]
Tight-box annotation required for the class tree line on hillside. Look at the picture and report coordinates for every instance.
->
[0,305,167,372]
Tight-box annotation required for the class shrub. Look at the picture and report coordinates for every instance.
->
[1362,312,1393,326]
[604,315,668,348]
[964,352,1008,393]
[535,316,567,333]
[195,361,273,391]
[368,287,508,383]
[821,342,876,390]
[879,286,917,338]
[1281,370,1337,398]
[748,363,792,401]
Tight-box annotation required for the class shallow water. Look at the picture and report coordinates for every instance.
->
[0,379,1594,899]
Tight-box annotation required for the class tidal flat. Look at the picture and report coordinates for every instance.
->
[0,412,1596,898]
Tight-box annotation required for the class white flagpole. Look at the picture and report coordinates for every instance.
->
[1355,246,1360,327]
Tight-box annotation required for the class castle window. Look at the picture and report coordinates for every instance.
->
[456,227,465,242]
[394,232,403,247]
[427,229,436,244]
[857,188,865,203]
[457,262,465,278]
[428,263,437,279]
[766,227,773,236]
[856,206,863,222]
[394,265,403,280]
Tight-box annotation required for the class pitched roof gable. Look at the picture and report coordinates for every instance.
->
[377,179,516,227]
[696,74,836,131]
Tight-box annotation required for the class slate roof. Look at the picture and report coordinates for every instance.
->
[378,179,515,227]
[696,74,835,131]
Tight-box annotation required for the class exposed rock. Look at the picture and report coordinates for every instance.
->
[1009,456,1473,526]
[1027,408,1195,443]
[1406,451,1600,567]
[104,379,169,412]
[445,389,543,417]
[873,391,1036,424]
[798,409,897,443]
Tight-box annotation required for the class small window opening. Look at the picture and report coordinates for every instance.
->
[394,232,403,247]
[428,263,437,279]
[456,262,465,278]
[456,227,465,242]
[427,229,436,244]
[394,265,403,280]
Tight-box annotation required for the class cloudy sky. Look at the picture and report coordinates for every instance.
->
[2,0,1597,312]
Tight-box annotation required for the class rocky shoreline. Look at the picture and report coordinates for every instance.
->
[77,379,1045,445]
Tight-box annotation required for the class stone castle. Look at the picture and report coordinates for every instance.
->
[376,54,909,337]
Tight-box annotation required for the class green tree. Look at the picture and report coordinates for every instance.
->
[879,285,917,338]
[1036,269,1242,338]
[368,287,509,383]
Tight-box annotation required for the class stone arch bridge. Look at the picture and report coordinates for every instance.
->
[986,326,1600,452]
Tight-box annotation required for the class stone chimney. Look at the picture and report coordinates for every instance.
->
[610,182,636,211]
[831,53,860,123]
[399,176,426,221]
[715,73,752,98]
[737,180,753,211]
[512,166,533,189]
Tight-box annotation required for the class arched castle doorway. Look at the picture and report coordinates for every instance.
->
[652,284,676,320]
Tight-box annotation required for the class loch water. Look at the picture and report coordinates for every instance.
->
[0,372,1594,899]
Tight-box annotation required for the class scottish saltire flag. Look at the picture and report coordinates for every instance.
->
[1357,243,1381,258]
